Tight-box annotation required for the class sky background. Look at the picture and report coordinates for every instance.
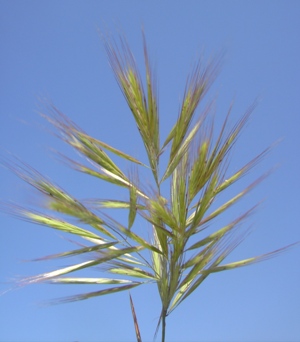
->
[1,1,300,342]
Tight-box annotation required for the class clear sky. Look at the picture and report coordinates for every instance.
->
[1,1,300,342]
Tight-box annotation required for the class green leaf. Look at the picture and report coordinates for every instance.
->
[161,56,220,154]
[30,241,118,261]
[186,172,219,235]
[186,212,250,252]
[49,277,134,285]
[215,147,272,195]
[200,180,263,227]
[22,210,105,240]
[109,265,157,280]
[129,185,138,229]
[90,199,130,209]
[149,197,179,232]
[202,241,300,274]
[20,246,145,285]
[161,118,204,183]
[89,199,147,211]
[51,283,142,304]
[169,273,208,314]
[188,139,209,201]
[70,161,130,188]
[107,218,163,255]
[103,34,160,184]
[171,152,189,230]
[76,131,148,167]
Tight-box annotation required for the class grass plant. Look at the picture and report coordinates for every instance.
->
[3,31,298,341]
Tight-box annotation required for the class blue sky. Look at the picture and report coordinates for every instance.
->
[1,1,300,341]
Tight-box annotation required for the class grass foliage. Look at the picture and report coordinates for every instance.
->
[3,32,297,341]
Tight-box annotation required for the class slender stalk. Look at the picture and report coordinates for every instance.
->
[161,309,167,342]
[129,293,142,342]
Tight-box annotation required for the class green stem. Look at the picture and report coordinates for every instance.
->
[161,309,167,342]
